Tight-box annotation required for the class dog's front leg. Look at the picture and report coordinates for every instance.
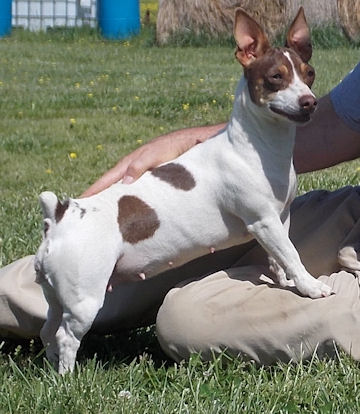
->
[247,215,332,298]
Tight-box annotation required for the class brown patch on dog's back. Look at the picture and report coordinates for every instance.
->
[151,163,195,191]
[118,195,160,244]
[55,200,69,223]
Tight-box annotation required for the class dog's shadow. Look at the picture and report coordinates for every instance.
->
[0,326,171,370]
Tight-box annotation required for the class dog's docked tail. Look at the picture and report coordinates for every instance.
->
[39,191,69,224]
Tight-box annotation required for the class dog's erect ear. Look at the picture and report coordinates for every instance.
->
[233,8,270,68]
[285,7,312,62]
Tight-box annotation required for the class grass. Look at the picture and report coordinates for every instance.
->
[1,10,360,413]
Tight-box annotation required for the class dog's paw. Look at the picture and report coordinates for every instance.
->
[297,278,333,299]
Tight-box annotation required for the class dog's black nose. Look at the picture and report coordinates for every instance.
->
[299,95,317,113]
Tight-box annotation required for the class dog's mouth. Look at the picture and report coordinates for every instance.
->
[269,105,311,124]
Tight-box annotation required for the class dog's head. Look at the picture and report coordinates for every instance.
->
[234,7,316,124]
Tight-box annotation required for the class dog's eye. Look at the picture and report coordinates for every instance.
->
[307,70,314,77]
[272,73,282,80]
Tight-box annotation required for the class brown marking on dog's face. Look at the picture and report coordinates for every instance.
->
[55,200,69,223]
[118,195,160,244]
[244,48,315,106]
[151,163,196,191]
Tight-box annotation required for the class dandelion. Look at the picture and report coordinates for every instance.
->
[112,106,117,112]
[74,82,80,89]
[230,94,235,101]
[69,152,77,159]
[356,167,360,172]
[134,96,140,101]
[87,93,93,98]
[17,111,23,117]
[159,126,164,131]
[119,390,131,399]
[69,118,76,126]
[89,80,95,86]
[137,139,143,144]
[122,41,130,47]
[199,78,204,82]
[212,99,217,104]
[0,81,3,86]
[96,144,103,151]
[182,103,190,111]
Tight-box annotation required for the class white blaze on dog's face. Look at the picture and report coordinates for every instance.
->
[234,7,317,123]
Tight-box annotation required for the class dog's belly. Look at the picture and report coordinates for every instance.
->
[111,210,252,284]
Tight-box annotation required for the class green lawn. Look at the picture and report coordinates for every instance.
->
[1,19,360,413]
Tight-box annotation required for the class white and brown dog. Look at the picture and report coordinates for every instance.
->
[35,8,332,373]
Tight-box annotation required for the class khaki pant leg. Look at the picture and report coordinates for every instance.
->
[0,241,253,339]
[0,256,47,338]
[156,187,360,363]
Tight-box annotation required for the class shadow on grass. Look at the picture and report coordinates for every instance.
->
[0,325,171,370]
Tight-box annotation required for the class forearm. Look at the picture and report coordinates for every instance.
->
[81,123,227,197]
[294,94,360,174]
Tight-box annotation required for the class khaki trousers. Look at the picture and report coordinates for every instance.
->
[1,187,360,364]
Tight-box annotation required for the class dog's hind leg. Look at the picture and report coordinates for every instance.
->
[40,282,63,371]
[55,293,106,374]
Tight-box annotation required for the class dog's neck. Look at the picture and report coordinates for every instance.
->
[227,77,296,158]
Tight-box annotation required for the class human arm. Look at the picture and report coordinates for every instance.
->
[81,123,226,197]
[295,62,360,173]
[82,63,360,196]
[294,94,360,173]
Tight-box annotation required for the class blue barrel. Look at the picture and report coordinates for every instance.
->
[98,0,140,40]
[0,0,12,37]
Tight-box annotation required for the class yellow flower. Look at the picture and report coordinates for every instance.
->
[69,118,76,126]
[182,103,190,111]
[112,106,117,112]
[212,99,217,104]
[159,126,164,131]
[45,168,53,174]
[134,96,140,101]
[356,167,360,172]
[199,78,204,83]
[89,81,95,86]
[96,144,103,151]
[74,82,80,88]
[87,93,93,98]
[137,139,143,144]
[69,152,77,159]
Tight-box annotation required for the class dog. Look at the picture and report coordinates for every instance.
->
[35,7,332,374]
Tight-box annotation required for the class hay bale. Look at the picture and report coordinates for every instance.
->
[285,0,339,26]
[337,0,360,42]
[156,0,286,44]
[156,0,341,45]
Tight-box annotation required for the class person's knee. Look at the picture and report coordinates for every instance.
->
[157,284,212,362]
